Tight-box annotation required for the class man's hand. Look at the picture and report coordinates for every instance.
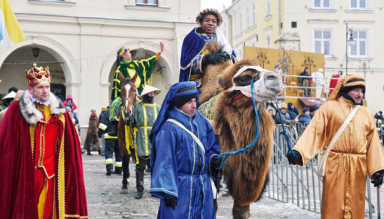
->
[371,171,383,187]
[211,155,224,169]
[164,193,177,210]
[203,51,230,65]
[160,42,165,53]
[287,150,301,165]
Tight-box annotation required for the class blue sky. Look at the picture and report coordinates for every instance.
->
[200,0,232,11]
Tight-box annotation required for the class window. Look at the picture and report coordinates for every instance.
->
[350,0,367,9]
[252,4,256,26]
[234,17,237,36]
[314,30,332,56]
[136,0,157,5]
[314,0,330,8]
[246,8,250,29]
[291,21,297,28]
[238,13,242,34]
[266,0,271,16]
[266,35,271,48]
[222,22,227,39]
[349,30,368,57]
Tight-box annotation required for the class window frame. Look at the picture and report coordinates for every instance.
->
[246,8,250,29]
[348,28,370,58]
[136,0,158,6]
[349,0,369,9]
[238,13,243,34]
[313,0,333,9]
[266,0,271,16]
[312,27,334,57]
[252,3,256,26]
[265,29,272,48]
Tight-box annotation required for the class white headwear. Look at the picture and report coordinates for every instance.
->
[1,91,16,100]
[140,85,161,98]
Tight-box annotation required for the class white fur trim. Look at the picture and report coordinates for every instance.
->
[19,92,66,125]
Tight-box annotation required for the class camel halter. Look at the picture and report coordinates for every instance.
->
[227,66,275,103]
[216,79,261,169]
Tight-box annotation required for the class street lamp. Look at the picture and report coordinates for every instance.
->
[346,23,356,75]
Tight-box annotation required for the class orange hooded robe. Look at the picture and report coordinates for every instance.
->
[293,74,384,218]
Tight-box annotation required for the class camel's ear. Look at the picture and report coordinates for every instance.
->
[131,73,138,85]
[119,72,125,83]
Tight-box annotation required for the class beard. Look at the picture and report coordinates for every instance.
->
[142,95,154,103]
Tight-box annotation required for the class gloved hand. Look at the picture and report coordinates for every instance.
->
[287,150,302,165]
[164,193,177,210]
[371,171,383,187]
[203,51,230,65]
[211,155,224,169]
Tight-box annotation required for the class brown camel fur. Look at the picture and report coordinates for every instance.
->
[198,40,233,106]
[214,59,275,218]
[117,72,138,193]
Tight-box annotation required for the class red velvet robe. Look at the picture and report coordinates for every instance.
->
[0,100,88,218]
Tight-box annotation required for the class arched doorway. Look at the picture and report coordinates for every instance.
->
[0,46,67,101]
[108,48,168,105]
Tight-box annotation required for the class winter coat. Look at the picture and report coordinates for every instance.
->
[298,114,312,123]
[84,112,100,151]
[97,110,110,137]
[274,111,293,125]
[63,94,77,111]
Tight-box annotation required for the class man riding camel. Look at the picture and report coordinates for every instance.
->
[179,8,236,97]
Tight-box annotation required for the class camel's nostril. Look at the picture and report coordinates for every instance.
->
[266,75,277,80]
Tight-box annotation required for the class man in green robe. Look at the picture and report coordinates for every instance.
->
[111,42,165,101]
[132,85,161,199]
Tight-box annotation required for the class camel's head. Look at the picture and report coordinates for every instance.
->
[218,59,283,102]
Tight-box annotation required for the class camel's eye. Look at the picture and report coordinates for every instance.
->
[235,75,252,86]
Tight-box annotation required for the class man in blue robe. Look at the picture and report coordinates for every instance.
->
[150,82,221,218]
[179,8,236,97]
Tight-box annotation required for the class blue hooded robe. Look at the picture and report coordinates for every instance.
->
[150,82,220,219]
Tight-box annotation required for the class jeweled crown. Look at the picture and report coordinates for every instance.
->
[26,63,51,86]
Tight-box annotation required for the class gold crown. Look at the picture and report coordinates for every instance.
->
[26,63,51,86]
[119,46,130,57]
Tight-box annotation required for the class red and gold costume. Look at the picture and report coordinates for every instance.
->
[0,64,87,219]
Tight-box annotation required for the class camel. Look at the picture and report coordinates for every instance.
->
[117,72,138,194]
[198,41,283,218]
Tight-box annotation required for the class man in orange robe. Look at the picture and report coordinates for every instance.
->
[0,64,88,218]
[287,74,384,218]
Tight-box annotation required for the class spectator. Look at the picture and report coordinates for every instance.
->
[98,106,109,156]
[375,111,384,122]
[298,108,312,123]
[275,103,298,125]
[63,94,77,111]
[287,102,299,119]
[300,66,311,97]
[309,106,317,119]
[8,86,18,93]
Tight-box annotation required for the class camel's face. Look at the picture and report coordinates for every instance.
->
[227,67,283,102]
[256,70,284,100]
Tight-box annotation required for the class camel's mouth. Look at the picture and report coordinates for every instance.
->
[263,72,283,96]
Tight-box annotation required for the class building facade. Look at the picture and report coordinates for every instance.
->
[222,0,384,113]
[0,0,199,135]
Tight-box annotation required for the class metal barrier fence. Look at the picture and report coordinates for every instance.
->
[268,123,379,218]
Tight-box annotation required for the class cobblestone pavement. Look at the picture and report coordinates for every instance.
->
[83,152,321,219]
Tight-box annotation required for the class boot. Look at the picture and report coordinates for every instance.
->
[106,164,113,176]
[113,167,122,175]
[135,170,144,199]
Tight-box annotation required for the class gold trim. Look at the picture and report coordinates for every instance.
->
[30,125,36,160]
[369,167,384,178]
[64,214,88,218]
[58,114,65,219]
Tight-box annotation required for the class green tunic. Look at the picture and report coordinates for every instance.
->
[132,102,160,157]
[111,55,158,101]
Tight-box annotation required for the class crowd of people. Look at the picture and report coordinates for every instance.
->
[0,7,384,219]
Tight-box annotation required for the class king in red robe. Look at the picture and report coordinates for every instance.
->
[0,64,88,219]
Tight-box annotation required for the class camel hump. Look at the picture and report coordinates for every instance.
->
[204,40,223,54]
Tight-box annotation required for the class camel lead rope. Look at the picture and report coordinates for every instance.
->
[216,80,261,169]
[274,97,295,157]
